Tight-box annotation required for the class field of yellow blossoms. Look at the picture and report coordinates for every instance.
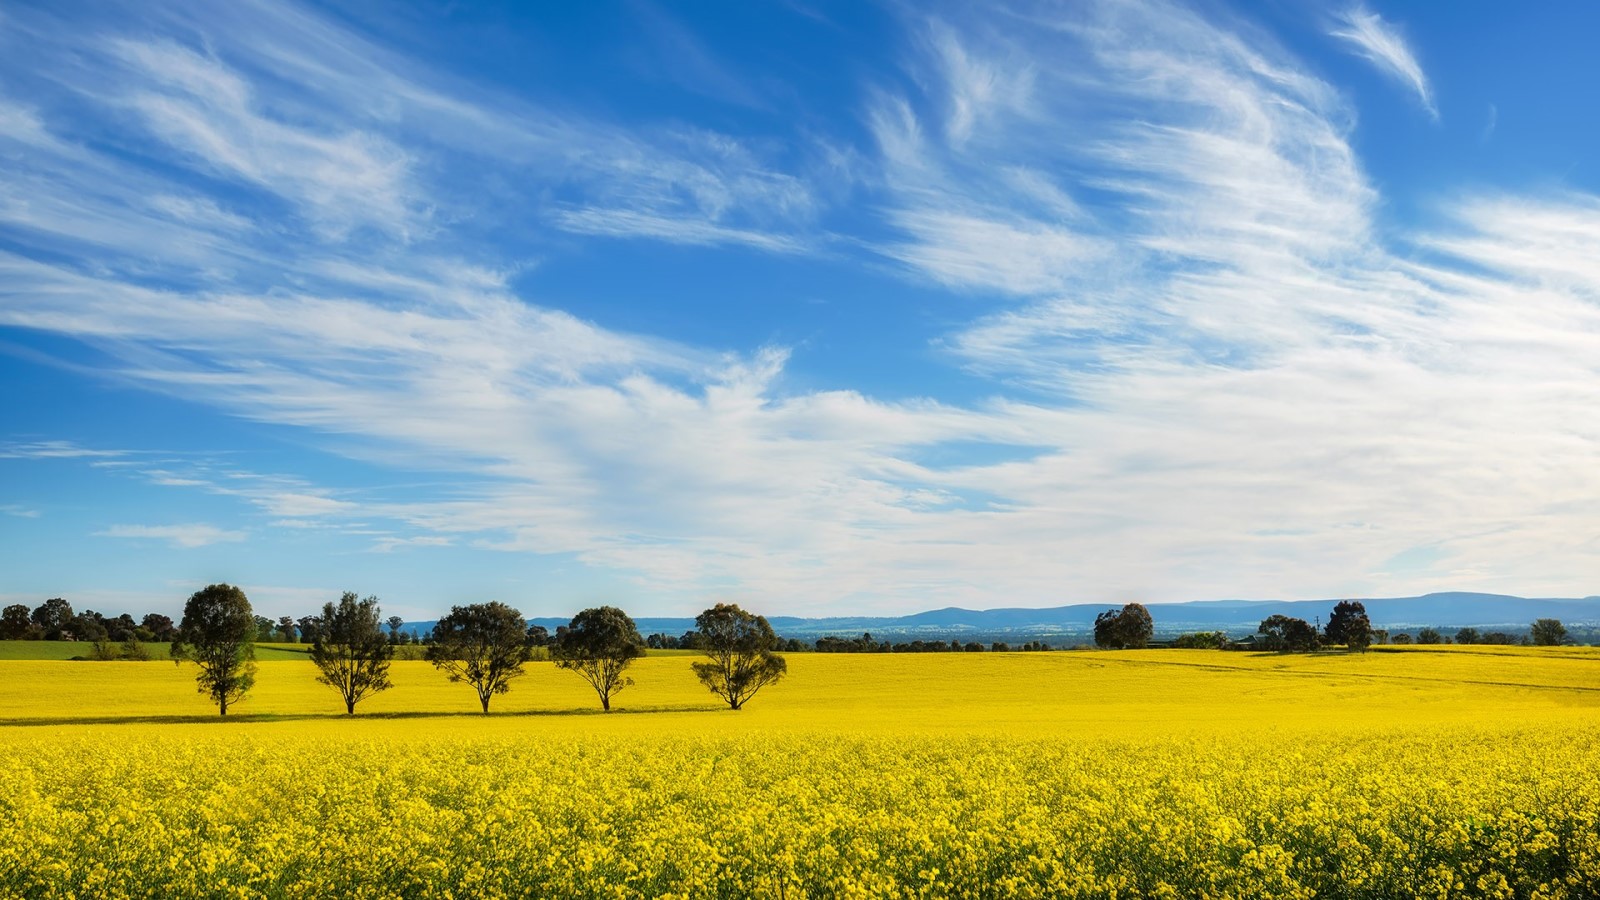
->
[3,646,1600,898]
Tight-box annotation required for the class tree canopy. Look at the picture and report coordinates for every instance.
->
[310,592,394,714]
[425,602,531,713]
[691,603,787,710]
[552,606,646,711]
[0,604,34,640]
[1531,618,1568,646]
[171,584,257,716]
[1325,600,1372,652]
[1093,603,1154,649]
[1257,615,1319,652]
[31,598,74,640]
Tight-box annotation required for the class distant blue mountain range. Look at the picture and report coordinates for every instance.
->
[404,591,1600,639]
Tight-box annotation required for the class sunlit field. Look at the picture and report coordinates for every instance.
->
[4,647,1600,897]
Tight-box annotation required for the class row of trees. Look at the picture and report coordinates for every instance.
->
[0,598,177,643]
[1249,601,1571,652]
[0,597,419,646]
[169,585,790,717]
[7,594,1579,658]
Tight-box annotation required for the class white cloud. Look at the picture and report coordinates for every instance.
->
[110,39,420,241]
[1,504,40,518]
[551,207,809,254]
[5,0,1600,614]
[0,441,131,459]
[96,523,247,548]
[369,535,453,554]
[1330,5,1438,120]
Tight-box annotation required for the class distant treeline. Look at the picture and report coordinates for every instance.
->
[811,633,1051,653]
[1178,601,1574,652]
[2,596,1588,658]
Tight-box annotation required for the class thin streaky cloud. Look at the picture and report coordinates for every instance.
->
[0,441,132,459]
[5,0,1600,615]
[1329,5,1437,120]
[96,523,247,549]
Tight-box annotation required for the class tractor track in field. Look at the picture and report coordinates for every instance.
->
[1087,654,1600,694]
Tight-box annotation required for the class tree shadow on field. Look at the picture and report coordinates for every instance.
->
[0,704,731,728]
[1098,652,1600,694]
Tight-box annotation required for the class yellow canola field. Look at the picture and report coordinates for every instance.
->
[3,648,1600,898]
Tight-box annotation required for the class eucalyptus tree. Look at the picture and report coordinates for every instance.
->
[552,606,645,711]
[311,592,395,714]
[425,602,531,713]
[171,583,256,716]
[691,603,787,710]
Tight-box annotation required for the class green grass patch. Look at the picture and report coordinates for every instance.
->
[0,641,172,661]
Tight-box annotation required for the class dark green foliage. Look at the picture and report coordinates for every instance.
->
[1172,631,1229,650]
[815,633,888,652]
[816,633,994,653]
[1391,632,1413,645]
[69,611,108,642]
[1325,600,1372,652]
[106,613,138,642]
[1,604,35,639]
[387,615,406,643]
[296,615,323,644]
[1531,618,1568,646]
[525,624,550,647]
[1416,627,1442,645]
[425,602,531,713]
[1094,603,1154,649]
[1257,615,1319,652]
[310,592,395,714]
[141,613,176,642]
[31,598,73,640]
[171,584,257,716]
[120,637,151,661]
[552,606,645,711]
[691,603,787,710]
[1454,627,1479,645]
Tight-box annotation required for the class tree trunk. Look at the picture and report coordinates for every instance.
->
[346,698,355,715]
[480,695,490,714]
[602,695,610,712]
[219,696,228,717]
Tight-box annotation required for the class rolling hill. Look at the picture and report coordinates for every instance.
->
[403,591,1600,641]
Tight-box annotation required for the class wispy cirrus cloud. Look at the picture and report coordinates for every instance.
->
[1329,5,1437,120]
[0,0,822,287]
[96,523,247,548]
[0,441,133,460]
[5,0,1600,615]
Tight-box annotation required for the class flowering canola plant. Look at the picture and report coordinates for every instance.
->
[1,648,1599,898]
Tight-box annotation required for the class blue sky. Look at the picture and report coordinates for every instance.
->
[4,0,1600,621]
